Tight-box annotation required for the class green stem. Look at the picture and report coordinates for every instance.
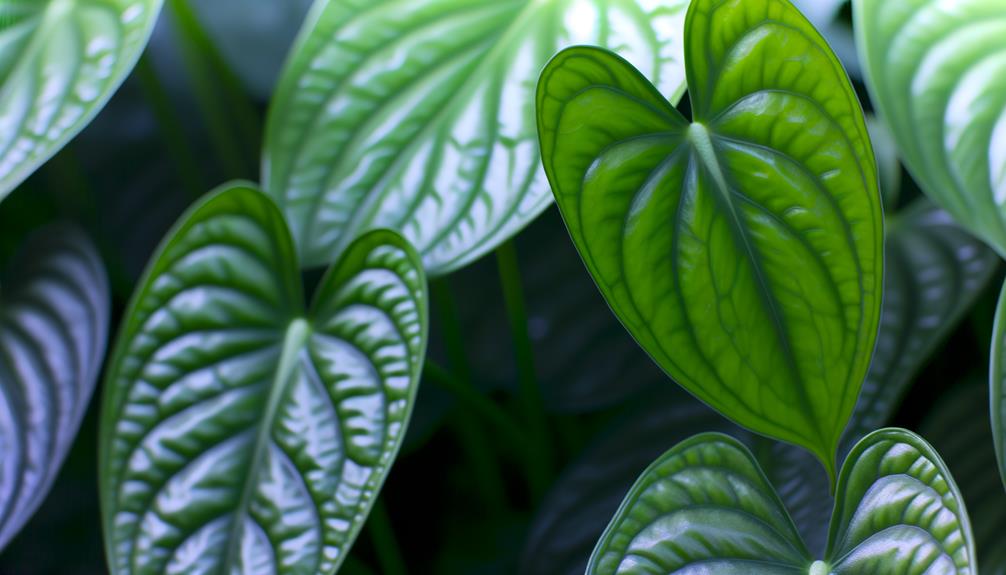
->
[495,240,552,500]
[134,54,205,199]
[366,499,407,575]
[165,0,260,177]
[423,360,528,447]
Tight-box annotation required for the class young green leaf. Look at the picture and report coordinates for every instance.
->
[537,0,882,480]
[590,429,975,574]
[844,199,997,452]
[855,0,1006,255]
[991,278,1006,491]
[0,0,162,200]
[99,184,427,574]
[0,224,109,550]
[263,0,691,274]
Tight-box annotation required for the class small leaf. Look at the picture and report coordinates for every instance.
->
[537,0,882,479]
[263,0,691,274]
[0,224,109,549]
[0,0,162,200]
[844,199,997,452]
[855,0,1006,255]
[99,184,427,574]
[991,277,1006,491]
[588,429,975,574]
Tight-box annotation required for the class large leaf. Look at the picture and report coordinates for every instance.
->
[263,0,691,274]
[0,0,162,200]
[844,199,997,451]
[991,278,1006,490]
[855,0,1006,255]
[536,0,882,479]
[99,184,427,574]
[589,429,975,574]
[0,224,109,550]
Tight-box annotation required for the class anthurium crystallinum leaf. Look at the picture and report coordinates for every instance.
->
[589,429,975,574]
[0,0,163,201]
[536,0,882,481]
[263,0,691,274]
[99,184,428,574]
[0,224,109,550]
[855,0,1006,256]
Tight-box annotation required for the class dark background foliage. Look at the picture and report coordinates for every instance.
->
[0,1,1001,573]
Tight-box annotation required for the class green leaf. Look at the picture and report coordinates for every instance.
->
[537,0,882,479]
[991,277,1006,491]
[0,224,109,550]
[855,0,1006,255]
[0,0,162,200]
[99,184,428,574]
[589,429,975,574]
[263,0,690,274]
[843,199,997,452]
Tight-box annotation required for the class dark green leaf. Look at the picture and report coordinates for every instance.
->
[589,429,975,574]
[0,224,109,549]
[991,278,1006,491]
[0,0,162,199]
[263,0,690,274]
[537,0,882,479]
[99,184,427,574]
[855,0,1006,255]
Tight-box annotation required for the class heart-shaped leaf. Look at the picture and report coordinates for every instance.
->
[0,0,162,200]
[99,184,427,574]
[990,278,1006,490]
[845,199,997,452]
[855,0,1006,255]
[536,0,882,479]
[590,428,975,574]
[0,224,109,550]
[263,0,691,274]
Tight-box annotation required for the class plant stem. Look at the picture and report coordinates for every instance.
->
[495,240,552,501]
[366,499,407,575]
[134,54,205,199]
[165,0,261,177]
[423,360,528,447]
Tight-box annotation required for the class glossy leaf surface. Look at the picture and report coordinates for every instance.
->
[99,185,427,574]
[590,429,975,574]
[855,0,1006,255]
[991,278,1006,490]
[537,0,882,477]
[0,0,162,200]
[263,0,690,274]
[0,225,109,550]
[845,199,997,451]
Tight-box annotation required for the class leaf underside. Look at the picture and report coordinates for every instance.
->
[855,0,1006,256]
[99,184,427,575]
[537,0,882,477]
[263,0,690,274]
[0,0,162,200]
[0,224,109,550]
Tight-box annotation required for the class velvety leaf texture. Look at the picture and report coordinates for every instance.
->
[0,224,109,550]
[263,0,690,274]
[536,0,882,478]
[855,0,1006,256]
[0,0,162,200]
[590,429,975,574]
[99,185,428,575]
[844,199,997,452]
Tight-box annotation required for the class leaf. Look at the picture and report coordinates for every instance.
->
[536,0,882,479]
[991,277,1006,491]
[922,382,1006,574]
[0,224,109,550]
[843,199,997,452]
[99,184,428,574]
[0,0,162,200]
[854,0,1006,256]
[263,0,691,274]
[589,429,976,574]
